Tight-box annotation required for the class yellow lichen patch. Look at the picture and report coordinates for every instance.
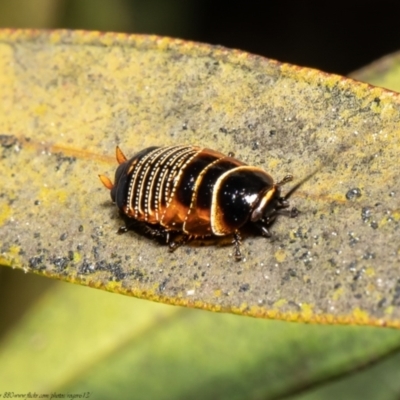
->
[352,308,370,324]
[232,303,250,314]
[332,287,344,301]
[350,81,374,100]
[366,283,378,295]
[38,187,68,208]
[0,203,12,226]
[2,245,22,268]
[0,256,11,267]
[325,193,347,207]
[273,299,287,309]
[72,252,82,263]
[274,248,286,263]
[365,267,375,278]
[264,309,279,319]
[33,103,48,116]
[288,230,298,241]
[380,102,398,120]
[300,303,314,320]
[369,101,382,114]
[214,289,222,298]
[267,158,280,171]
[49,30,63,44]
[385,306,394,316]
[321,314,336,324]
[390,211,400,222]
[105,280,124,292]
[285,312,300,323]
[8,244,21,257]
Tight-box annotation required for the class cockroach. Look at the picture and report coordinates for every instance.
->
[99,145,304,260]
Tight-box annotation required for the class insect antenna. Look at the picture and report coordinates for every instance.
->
[283,168,321,200]
[282,136,356,201]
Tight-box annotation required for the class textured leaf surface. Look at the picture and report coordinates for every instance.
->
[1,30,400,327]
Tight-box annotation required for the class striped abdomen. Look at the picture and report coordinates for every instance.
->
[108,145,276,236]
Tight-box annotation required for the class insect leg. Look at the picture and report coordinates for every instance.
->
[117,216,139,234]
[167,232,190,252]
[116,212,141,234]
[117,217,170,242]
[261,206,299,228]
[275,207,299,218]
[232,230,242,260]
[251,204,299,243]
[144,225,169,241]
[253,221,271,238]
[117,225,129,234]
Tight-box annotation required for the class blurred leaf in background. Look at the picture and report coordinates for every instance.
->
[0,0,197,38]
[0,0,133,31]
[0,0,61,29]
[1,0,400,73]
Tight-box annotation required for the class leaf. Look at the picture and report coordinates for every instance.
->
[1,281,400,399]
[1,30,400,327]
[349,50,400,92]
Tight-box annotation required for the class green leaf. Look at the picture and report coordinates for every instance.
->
[1,30,400,327]
[1,281,400,399]
[350,50,400,92]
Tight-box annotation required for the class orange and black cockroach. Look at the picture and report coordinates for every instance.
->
[99,145,306,260]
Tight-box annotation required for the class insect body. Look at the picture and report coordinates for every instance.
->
[99,145,298,260]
